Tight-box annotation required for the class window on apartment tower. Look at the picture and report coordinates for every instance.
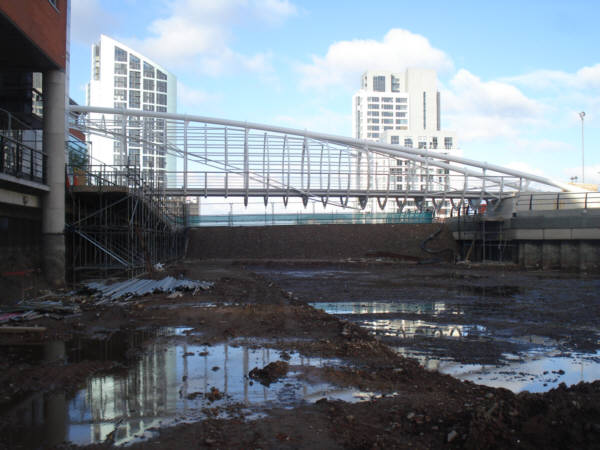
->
[143,62,155,78]
[373,76,385,92]
[391,136,399,145]
[444,137,453,149]
[391,75,400,92]
[404,138,413,148]
[115,47,127,62]
[129,71,141,89]
[129,54,141,70]
[156,81,167,93]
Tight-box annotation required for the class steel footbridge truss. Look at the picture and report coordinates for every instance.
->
[69,106,580,212]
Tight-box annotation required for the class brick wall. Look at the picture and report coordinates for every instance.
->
[1,0,68,69]
[187,223,456,261]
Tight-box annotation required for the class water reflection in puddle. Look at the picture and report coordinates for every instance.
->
[7,332,368,447]
[398,347,600,393]
[311,301,459,316]
[312,301,600,394]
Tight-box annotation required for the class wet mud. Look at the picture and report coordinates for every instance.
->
[0,260,599,448]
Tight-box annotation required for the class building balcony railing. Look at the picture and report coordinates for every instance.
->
[0,109,46,184]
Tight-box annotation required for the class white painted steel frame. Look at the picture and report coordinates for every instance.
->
[69,106,582,210]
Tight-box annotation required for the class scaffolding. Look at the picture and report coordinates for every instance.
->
[66,164,185,282]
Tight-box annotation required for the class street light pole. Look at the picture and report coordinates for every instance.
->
[579,111,585,183]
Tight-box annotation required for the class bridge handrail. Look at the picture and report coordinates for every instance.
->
[68,105,582,194]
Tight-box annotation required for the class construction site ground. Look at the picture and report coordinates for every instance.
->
[1,259,599,449]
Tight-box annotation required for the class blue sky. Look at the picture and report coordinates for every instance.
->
[69,0,600,184]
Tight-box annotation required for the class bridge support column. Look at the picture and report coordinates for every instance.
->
[42,70,66,287]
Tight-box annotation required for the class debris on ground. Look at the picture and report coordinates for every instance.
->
[86,276,214,301]
[0,300,81,323]
[249,361,290,386]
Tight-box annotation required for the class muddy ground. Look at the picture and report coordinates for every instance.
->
[0,259,599,449]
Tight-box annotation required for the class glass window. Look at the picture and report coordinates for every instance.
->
[156,106,167,112]
[382,104,393,110]
[156,70,167,80]
[129,54,141,70]
[373,76,385,92]
[382,111,393,117]
[432,137,438,149]
[404,138,413,148]
[395,97,407,103]
[367,96,379,102]
[367,104,379,110]
[114,63,127,75]
[114,102,126,110]
[391,136,399,145]
[444,137,453,149]
[156,81,167,93]
[143,92,155,104]
[396,119,408,125]
[367,118,379,124]
[395,112,406,117]
[143,62,155,78]
[115,47,127,62]
[382,97,393,102]
[396,104,407,110]
[367,111,379,116]
[383,119,393,124]
[156,93,167,106]
[129,90,140,108]
[143,79,155,91]
[114,89,127,101]
[391,75,400,92]
[114,76,126,88]
[129,71,141,89]
[384,126,393,130]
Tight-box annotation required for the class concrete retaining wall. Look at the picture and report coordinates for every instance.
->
[187,223,456,261]
[518,240,600,272]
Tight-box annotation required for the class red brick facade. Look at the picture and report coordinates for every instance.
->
[0,0,68,70]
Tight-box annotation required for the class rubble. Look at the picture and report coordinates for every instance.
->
[86,276,213,301]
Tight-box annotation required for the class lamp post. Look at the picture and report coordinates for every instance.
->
[579,111,585,183]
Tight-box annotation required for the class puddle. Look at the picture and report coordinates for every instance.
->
[6,331,371,447]
[358,318,486,339]
[398,347,600,393]
[311,301,460,316]
[312,300,600,394]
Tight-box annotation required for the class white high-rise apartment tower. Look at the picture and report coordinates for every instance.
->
[87,35,177,185]
[352,69,459,213]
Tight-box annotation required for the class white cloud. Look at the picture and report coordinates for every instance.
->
[297,29,453,90]
[71,0,116,44]
[504,63,600,91]
[253,0,298,25]
[504,162,546,177]
[177,83,220,113]
[273,108,351,135]
[443,69,546,142]
[127,0,295,76]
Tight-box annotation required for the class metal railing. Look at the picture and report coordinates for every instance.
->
[0,109,45,184]
[516,192,600,211]
[184,210,433,227]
